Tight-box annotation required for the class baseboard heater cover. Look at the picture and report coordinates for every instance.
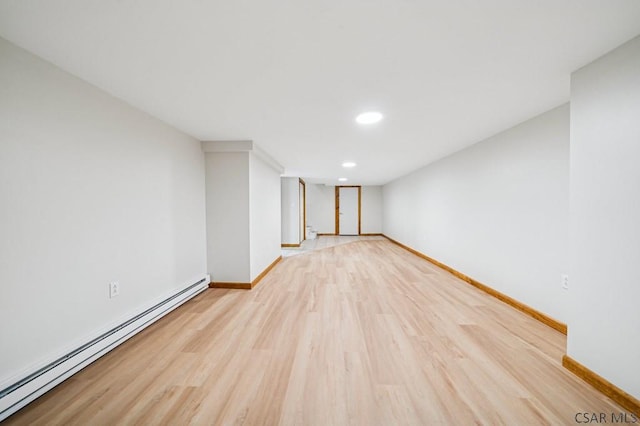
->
[0,277,208,421]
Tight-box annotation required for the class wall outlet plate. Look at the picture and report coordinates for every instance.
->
[561,274,569,290]
[109,281,120,298]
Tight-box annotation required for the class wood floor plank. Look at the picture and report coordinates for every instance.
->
[3,239,626,425]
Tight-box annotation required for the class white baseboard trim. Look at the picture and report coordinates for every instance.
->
[0,276,209,421]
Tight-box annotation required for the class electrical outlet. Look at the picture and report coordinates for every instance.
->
[109,281,120,298]
[561,274,569,290]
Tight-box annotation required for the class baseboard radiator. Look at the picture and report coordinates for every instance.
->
[0,277,209,421]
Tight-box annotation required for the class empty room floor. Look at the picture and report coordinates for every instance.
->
[281,235,386,257]
[4,239,622,425]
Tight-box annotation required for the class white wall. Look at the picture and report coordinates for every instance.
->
[280,177,300,244]
[0,38,207,383]
[204,146,281,283]
[568,36,640,398]
[205,152,250,283]
[250,153,281,280]
[383,104,569,322]
[306,184,335,234]
[361,186,383,234]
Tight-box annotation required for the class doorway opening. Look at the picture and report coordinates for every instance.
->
[335,186,361,235]
[299,179,306,242]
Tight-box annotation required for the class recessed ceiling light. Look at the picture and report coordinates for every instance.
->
[355,111,383,124]
[342,161,357,168]
[338,177,348,182]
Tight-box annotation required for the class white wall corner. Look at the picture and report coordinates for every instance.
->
[201,140,284,174]
[201,140,253,152]
[251,144,284,174]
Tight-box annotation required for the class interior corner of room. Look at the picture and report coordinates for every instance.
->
[1,12,639,423]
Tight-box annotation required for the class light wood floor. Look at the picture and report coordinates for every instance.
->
[5,239,622,425]
[281,235,385,257]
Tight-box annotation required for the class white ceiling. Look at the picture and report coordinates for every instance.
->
[2,1,640,185]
